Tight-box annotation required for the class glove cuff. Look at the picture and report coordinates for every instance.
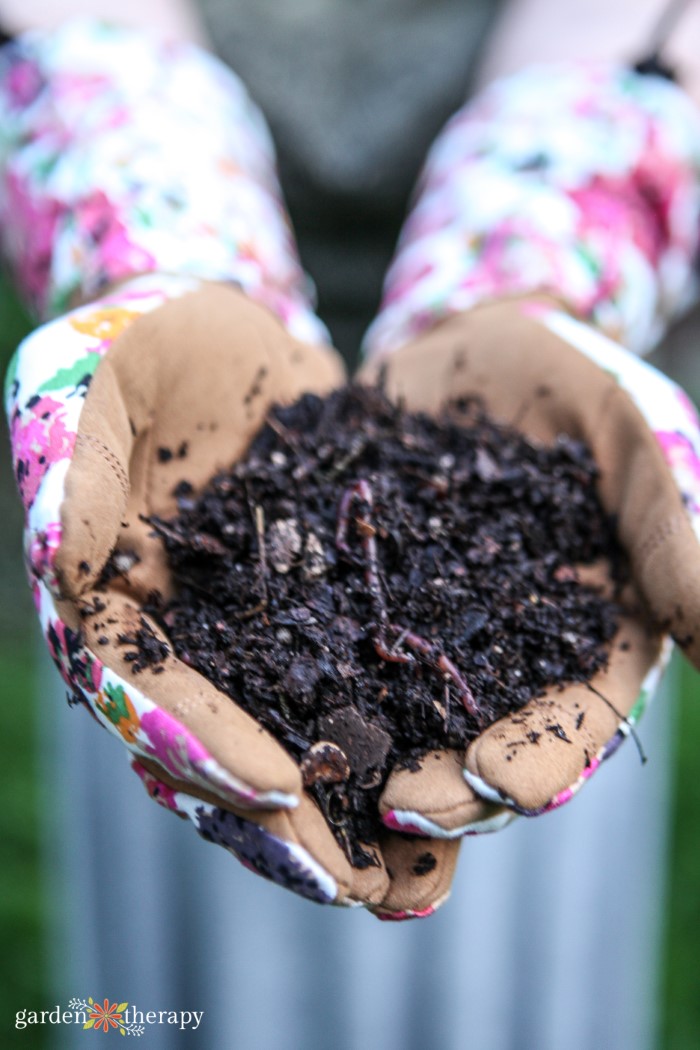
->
[0,20,327,345]
[364,62,700,357]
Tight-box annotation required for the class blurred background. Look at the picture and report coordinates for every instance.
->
[1,277,700,1049]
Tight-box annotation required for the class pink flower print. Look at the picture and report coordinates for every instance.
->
[468,222,568,304]
[4,170,67,309]
[655,430,700,515]
[631,123,694,253]
[27,521,62,587]
[566,175,671,306]
[10,395,76,510]
[139,707,210,784]
[73,191,157,288]
[382,254,437,308]
[569,176,664,269]
[131,759,181,813]
[53,71,115,112]
[3,56,45,108]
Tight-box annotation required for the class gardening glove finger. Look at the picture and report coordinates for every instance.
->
[370,835,462,921]
[129,755,390,908]
[130,755,461,914]
[379,750,515,839]
[362,298,694,817]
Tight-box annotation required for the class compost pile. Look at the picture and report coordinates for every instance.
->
[142,385,626,867]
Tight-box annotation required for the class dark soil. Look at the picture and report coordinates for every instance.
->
[138,386,626,867]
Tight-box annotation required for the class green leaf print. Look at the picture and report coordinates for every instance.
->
[37,352,101,393]
[98,683,131,726]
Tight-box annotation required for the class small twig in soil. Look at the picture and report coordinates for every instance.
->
[254,504,268,605]
[389,626,411,658]
[266,416,297,450]
[146,517,188,547]
[231,600,269,622]
[327,435,367,481]
[231,501,269,621]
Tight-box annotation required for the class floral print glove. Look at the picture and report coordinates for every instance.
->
[361,63,700,830]
[365,62,700,358]
[0,19,326,342]
[2,22,460,918]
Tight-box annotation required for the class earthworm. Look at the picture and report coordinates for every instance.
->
[336,479,483,725]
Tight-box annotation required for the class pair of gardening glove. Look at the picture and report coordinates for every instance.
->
[4,23,700,918]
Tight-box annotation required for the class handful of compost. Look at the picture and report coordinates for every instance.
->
[140,383,630,870]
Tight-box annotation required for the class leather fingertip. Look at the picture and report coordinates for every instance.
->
[466,613,666,813]
[378,836,460,915]
[464,698,601,813]
[372,888,451,922]
[379,749,493,834]
[463,733,497,791]
[305,827,389,907]
[465,723,544,811]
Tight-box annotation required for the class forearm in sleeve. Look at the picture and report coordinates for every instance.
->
[0,19,326,345]
[365,61,700,358]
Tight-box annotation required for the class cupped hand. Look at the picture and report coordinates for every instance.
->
[9,276,461,917]
[360,297,700,828]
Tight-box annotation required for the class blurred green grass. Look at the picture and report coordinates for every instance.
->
[0,280,47,1048]
[650,311,700,1050]
[661,657,700,1050]
[0,279,699,1048]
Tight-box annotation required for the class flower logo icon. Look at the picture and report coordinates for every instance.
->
[85,999,126,1032]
